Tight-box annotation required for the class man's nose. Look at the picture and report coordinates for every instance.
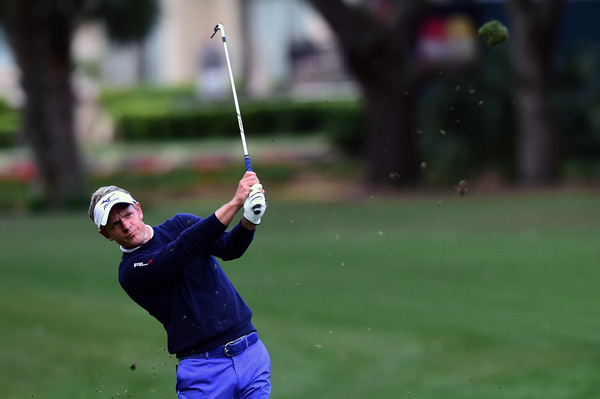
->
[121,219,131,232]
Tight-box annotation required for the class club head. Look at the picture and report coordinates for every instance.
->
[211,23,225,39]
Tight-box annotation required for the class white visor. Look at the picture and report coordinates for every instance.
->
[93,191,136,228]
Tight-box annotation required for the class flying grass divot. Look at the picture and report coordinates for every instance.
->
[478,20,509,47]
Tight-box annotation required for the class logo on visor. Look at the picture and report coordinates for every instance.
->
[101,193,118,210]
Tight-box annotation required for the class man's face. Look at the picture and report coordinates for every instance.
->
[99,202,150,249]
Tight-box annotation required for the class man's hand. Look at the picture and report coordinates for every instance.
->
[243,184,266,225]
[216,172,265,228]
[232,172,261,207]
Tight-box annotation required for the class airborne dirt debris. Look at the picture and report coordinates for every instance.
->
[456,180,469,197]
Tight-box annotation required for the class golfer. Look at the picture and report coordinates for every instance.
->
[88,171,271,398]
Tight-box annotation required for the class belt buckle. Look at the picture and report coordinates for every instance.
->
[224,338,240,357]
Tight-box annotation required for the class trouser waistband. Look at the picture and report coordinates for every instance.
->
[177,332,259,360]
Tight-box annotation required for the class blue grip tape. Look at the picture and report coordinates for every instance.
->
[244,155,253,172]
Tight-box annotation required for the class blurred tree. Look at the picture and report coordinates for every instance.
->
[505,0,565,184]
[304,0,432,188]
[307,0,568,187]
[0,0,159,209]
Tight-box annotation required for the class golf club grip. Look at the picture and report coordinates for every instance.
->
[244,155,253,172]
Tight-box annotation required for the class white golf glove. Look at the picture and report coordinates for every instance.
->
[243,184,267,225]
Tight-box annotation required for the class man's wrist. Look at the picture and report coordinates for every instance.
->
[241,217,257,230]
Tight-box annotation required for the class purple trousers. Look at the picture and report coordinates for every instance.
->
[176,340,271,399]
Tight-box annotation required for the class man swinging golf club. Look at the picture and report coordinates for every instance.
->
[88,171,271,398]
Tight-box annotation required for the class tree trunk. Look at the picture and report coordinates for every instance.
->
[304,0,425,188]
[361,79,419,187]
[2,1,86,208]
[505,0,564,184]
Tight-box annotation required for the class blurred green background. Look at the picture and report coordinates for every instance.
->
[2,190,599,398]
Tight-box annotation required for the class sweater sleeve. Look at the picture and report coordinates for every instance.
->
[209,220,255,261]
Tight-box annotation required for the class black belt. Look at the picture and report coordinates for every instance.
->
[178,332,260,360]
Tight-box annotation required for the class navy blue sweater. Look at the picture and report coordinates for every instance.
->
[118,213,256,356]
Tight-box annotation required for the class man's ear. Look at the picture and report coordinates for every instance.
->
[135,201,143,219]
[99,229,113,241]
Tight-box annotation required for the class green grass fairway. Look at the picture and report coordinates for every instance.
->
[1,190,600,398]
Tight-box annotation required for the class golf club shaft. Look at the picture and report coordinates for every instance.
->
[212,23,263,216]
[212,23,252,172]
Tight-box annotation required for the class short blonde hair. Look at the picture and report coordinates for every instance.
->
[88,185,133,223]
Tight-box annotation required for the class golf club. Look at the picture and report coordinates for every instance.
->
[211,23,263,215]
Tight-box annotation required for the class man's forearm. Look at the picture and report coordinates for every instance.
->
[215,201,257,231]
[215,200,242,227]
